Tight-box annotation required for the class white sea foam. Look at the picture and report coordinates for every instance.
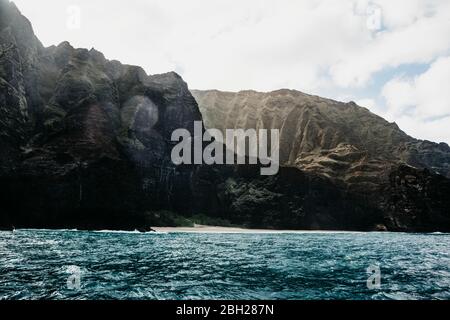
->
[94,230,167,235]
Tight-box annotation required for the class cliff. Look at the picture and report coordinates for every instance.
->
[0,0,204,229]
[0,0,449,232]
[192,89,450,193]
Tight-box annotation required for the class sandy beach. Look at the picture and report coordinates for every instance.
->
[152,224,362,234]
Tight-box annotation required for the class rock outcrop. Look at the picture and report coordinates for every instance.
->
[380,165,450,232]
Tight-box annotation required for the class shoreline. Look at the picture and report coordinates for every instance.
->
[0,225,365,234]
[151,224,365,234]
[0,227,447,235]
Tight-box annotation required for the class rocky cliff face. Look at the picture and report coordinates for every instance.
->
[0,0,449,232]
[193,90,450,231]
[381,165,450,232]
[192,89,450,193]
[0,0,205,229]
[0,0,39,173]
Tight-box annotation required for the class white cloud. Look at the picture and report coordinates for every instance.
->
[13,0,450,91]
[330,0,450,87]
[381,56,450,143]
[381,78,416,117]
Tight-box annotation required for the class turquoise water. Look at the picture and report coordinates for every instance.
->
[0,230,449,300]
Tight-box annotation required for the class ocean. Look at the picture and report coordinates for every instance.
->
[0,229,449,300]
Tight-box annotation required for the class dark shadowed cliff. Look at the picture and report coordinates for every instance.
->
[1,0,449,232]
[0,0,204,229]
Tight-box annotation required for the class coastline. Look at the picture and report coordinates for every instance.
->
[151,224,365,234]
[4,227,447,235]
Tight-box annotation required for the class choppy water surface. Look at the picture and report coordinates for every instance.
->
[0,229,449,300]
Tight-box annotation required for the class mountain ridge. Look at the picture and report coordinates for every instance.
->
[192,89,450,192]
[193,87,449,142]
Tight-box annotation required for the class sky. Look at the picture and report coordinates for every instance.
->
[12,0,450,144]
